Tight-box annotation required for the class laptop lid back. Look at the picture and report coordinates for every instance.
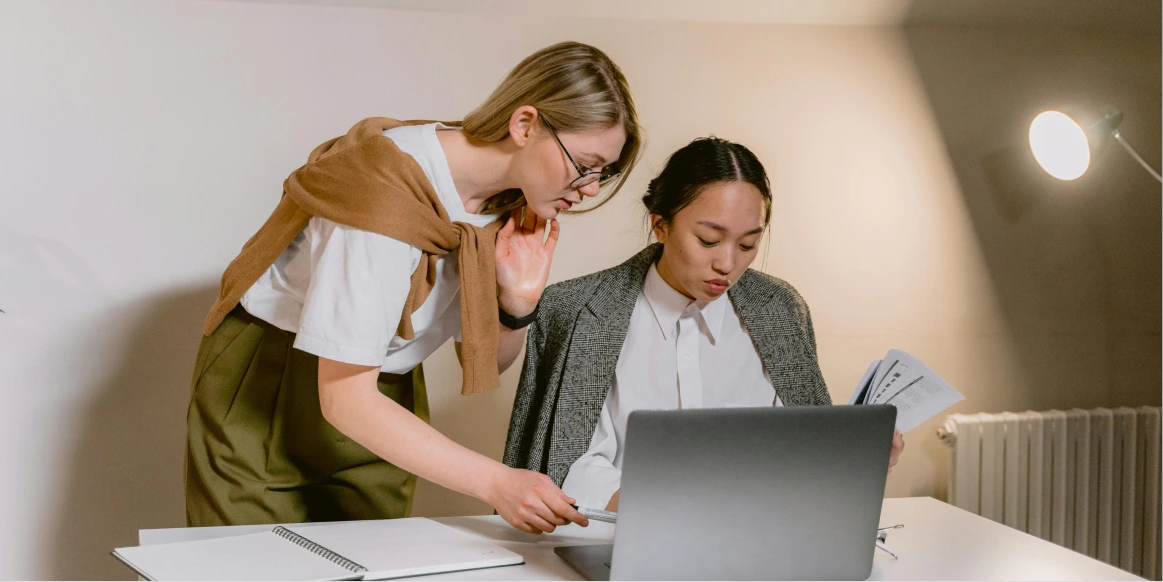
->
[610,405,896,580]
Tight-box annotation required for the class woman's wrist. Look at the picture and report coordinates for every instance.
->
[497,289,540,318]
[477,462,510,507]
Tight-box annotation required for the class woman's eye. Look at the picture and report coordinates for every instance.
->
[740,244,756,251]
[697,237,718,247]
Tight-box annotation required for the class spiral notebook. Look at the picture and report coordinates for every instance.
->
[112,518,524,581]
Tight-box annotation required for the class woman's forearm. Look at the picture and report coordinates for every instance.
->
[318,357,503,504]
[497,326,527,372]
[456,328,526,374]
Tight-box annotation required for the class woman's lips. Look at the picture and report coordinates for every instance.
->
[705,279,729,294]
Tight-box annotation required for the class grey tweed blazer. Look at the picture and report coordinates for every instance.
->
[502,244,833,485]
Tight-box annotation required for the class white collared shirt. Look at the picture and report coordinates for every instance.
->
[561,263,781,509]
[240,123,498,373]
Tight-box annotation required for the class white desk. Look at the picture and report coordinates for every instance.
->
[138,497,1141,581]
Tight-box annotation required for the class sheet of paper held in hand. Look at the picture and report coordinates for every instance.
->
[848,349,965,433]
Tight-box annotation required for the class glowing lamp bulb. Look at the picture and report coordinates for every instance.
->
[1029,111,1090,180]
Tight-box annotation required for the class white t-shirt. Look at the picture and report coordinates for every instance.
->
[239,123,498,374]
[561,263,781,509]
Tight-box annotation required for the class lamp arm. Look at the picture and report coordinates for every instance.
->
[1111,129,1162,183]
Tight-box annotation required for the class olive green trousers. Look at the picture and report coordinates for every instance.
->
[185,307,428,526]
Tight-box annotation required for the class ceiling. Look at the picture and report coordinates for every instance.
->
[903,0,1160,33]
[212,0,1161,32]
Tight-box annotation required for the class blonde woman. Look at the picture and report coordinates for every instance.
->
[186,41,642,534]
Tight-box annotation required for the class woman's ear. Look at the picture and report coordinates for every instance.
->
[650,214,669,244]
[507,105,539,147]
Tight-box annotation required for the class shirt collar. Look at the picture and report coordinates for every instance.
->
[642,262,729,343]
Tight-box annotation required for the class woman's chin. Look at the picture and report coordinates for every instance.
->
[531,202,560,220]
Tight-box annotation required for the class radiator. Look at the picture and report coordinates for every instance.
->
[939,407,1162,579]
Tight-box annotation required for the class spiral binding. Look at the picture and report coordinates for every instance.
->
[272,526,368,574]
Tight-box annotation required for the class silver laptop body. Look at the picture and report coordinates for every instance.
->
[555,405,896,580]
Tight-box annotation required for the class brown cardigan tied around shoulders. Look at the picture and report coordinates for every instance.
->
[204,117,505,395]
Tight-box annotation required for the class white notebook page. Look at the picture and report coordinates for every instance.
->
[284,518,524,580]
[113,530,357,581]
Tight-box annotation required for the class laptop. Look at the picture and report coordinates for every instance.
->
[554,405,896,580]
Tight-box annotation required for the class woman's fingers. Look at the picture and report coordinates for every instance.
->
[509,208,525,232]
[526,513,558,534]
[497,211,516,239]
[887,430,905,475]
[533,212,546,238]
[495,469,586,535]
[545,219,561,253]
[543,489,588,527]
[509,518,537,535]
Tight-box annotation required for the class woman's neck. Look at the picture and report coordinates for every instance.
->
[436,128,518,214]
[655,255,696,301]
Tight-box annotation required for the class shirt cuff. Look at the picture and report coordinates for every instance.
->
[561,462,622,511]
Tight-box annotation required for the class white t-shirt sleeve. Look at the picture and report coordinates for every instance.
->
[293,217,420,366]
[561,403,622,510]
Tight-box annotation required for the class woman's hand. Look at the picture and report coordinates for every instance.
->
[495,206,560,317]
[888,429,905,474]
[486,466,589,534]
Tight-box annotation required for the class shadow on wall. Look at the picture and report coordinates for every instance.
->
[901,3,1162,413]
[47,285,218,580]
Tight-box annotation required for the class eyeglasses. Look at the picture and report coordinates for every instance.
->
[540,114,620,189]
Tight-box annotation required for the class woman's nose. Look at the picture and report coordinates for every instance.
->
[713,248,735,275]
[578,180,601,198]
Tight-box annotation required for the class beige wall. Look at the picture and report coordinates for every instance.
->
[892,23,1162,497]
[413,17,1005,511]
[1,0,1158,578]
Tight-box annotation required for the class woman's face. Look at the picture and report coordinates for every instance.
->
[654,181,767,301]
[513,111,627,220]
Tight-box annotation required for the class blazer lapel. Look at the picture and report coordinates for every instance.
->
[545,245,659,481]
[730,271,816,406]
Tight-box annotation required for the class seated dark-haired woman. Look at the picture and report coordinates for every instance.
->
[502,137,904,512]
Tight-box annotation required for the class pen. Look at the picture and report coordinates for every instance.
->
[571,505,617,524]
[877,524,904,532]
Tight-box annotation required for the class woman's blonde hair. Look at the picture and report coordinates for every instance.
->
[463,41,643,214]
